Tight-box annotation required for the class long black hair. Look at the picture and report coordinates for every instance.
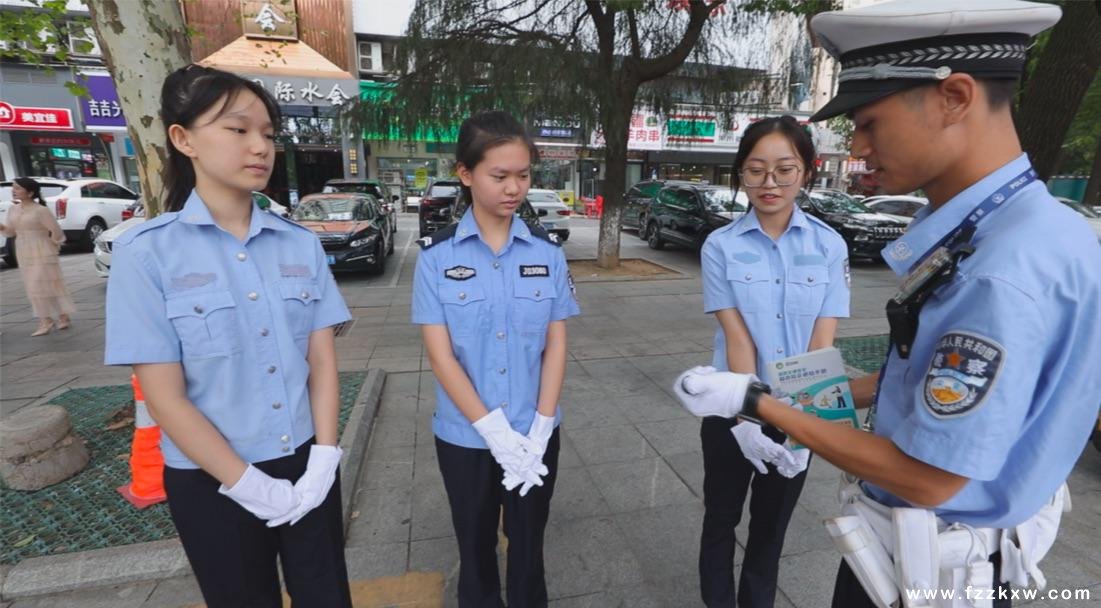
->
[160,64,282,212]
[732,115,818,205]
[454,111,539,204]
[13,177,47,206]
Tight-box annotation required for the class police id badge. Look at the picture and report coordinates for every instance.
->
[923,331,1004,418]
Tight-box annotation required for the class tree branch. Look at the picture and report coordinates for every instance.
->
[636,0,726,82]
[627,9,641,60]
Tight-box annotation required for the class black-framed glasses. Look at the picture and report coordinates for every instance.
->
[740,165,802,188]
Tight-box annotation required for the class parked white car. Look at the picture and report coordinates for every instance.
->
[863,195,929,225]
[94,192,287,277]
[0,177,140,251]
[526,188,571,240]
[1056,197,1101,242]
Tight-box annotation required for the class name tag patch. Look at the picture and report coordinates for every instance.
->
[519,265,550,278]
[171,272,217,290]
[923,331,1004,418]
[279,263,312,278]
[444,265,476,281]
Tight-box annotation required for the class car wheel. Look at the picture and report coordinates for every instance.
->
[84,219,107,251]
[637,217,650,240]
[647,222,663,250]
[387,233,395,255]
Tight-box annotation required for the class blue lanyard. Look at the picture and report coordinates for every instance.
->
[865,166,1038,431]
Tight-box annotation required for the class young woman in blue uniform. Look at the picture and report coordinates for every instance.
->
[104,65,353,607]
[697,116,850,608]
[412,111,580,608]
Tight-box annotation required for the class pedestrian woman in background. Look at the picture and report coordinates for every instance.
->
[104,65,353,607]
[0,177,75,336]
[412,110,580,608]
[696,115,851,607]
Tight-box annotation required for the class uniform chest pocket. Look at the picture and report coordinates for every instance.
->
[279,280,321,340]
[165,290,241,359]
[785,265,830,314]
[439,282,487,337]
[511,279,556,331]
[727,262,771,313]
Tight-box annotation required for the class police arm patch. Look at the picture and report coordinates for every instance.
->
[922,331,1005,418]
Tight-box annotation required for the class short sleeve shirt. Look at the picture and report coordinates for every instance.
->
[104,190,351,468]
[701,206,851,376]
[412,211,580,448]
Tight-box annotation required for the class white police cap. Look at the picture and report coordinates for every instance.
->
[809,0,1061,122]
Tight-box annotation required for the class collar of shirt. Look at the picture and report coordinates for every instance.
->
[732,204,811,237]
[177,189,291,241]
[453,207,534,251]
[880,153,1033,277]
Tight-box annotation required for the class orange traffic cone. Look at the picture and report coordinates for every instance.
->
[117,374,167,508]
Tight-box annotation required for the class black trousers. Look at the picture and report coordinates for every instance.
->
[700,417,809,608]
[436,429,560,608]
[163,438,352,608]
[832,552,1013,608]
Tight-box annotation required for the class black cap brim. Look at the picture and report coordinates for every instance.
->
[809,79,931,122]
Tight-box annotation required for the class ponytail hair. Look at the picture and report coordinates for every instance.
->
[160,64,281,212]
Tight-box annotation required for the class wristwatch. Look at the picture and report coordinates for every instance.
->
[737,382,772,425]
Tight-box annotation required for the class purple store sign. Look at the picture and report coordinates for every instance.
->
[77,74,126,130]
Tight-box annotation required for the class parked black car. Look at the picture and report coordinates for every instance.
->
[419,179,462,237]
[623,179,701,236]
[292,193,394,274]
[797,190,907,261]
[643,184,748,250]
[322,179,398,236]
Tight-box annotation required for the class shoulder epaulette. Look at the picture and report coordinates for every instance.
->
[114,211,179,246]
[529,224,563,247]
[416,224,458,250]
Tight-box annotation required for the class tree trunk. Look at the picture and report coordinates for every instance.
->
[1084,134,1101,205]
[1017,0,1101,181]
[86,0,192,218]
[596,88,636,269]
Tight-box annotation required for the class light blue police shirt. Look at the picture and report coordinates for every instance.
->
[104,190,351,469]
[411,210,581,449]
[701,206,851,376]
[864,154,1101,528]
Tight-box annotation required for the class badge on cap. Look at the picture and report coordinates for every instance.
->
[923,331,1004,418]
[444,265,476,281]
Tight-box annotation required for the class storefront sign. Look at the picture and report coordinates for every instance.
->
[666,113,717,144]
[538,146,578,161]
[537,126,577,139]
[31,136,92,146]
[77,74,126,130]
[414,167,429,189]
[589,110,663,151]
[242,0,298,40]
[0,101,74,131]
[246,75,356,108]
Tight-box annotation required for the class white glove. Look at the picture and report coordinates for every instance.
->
[731,422,794,474]
[219,464,299,521]
[473,409,547,491]
[776,446,811,478]
[673,366,756,418]
[503,412,556,497]
[267,444,343,527]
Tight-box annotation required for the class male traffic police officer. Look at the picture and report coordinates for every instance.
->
[673,1,1101,606]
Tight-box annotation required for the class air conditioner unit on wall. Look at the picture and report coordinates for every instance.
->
[359,41,383,73]
[67,23,101,56]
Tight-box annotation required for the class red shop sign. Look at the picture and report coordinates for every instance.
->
[0,101,75,131]
[29,136,92,147]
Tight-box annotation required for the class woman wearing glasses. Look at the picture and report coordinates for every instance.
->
[696,115,850,607]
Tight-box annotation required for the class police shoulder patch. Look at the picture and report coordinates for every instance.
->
[530,224,563,247]
[416,224,457,250]
[922,331,1005,418]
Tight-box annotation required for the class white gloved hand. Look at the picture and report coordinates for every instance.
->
[219,464,299,521]
[776,446,811,478]
[673,366,756,418]
[731,422,794,474]
[474,409,547,492]
[503,412,556,497]
[267,444,343,527]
